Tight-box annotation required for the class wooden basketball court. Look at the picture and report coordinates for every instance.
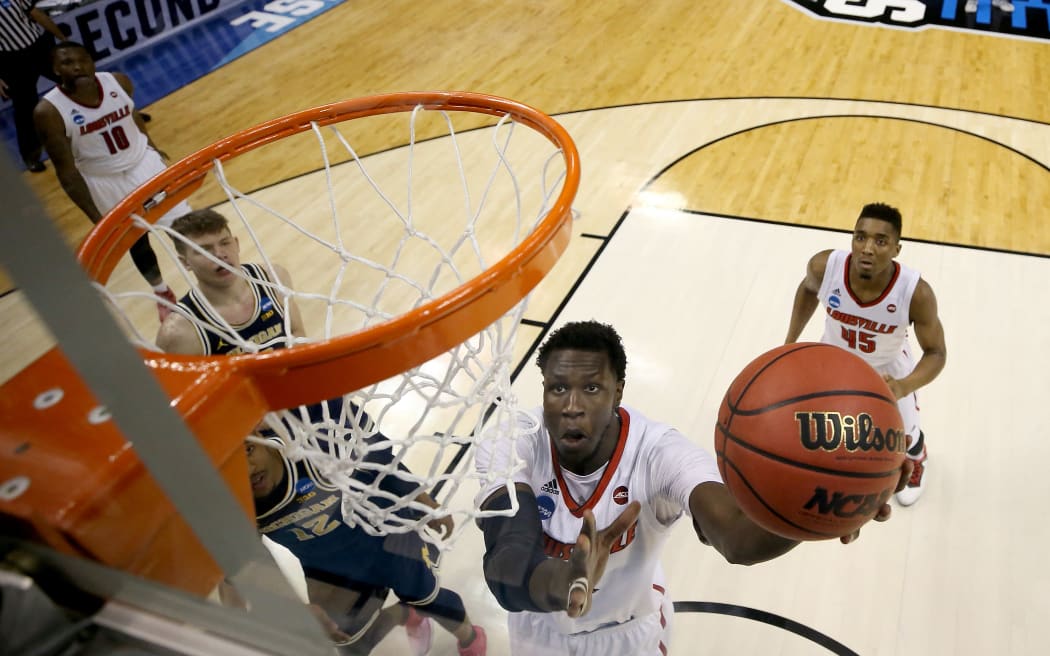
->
[3,1,1048,654]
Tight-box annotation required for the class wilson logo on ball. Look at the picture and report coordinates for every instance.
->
[803,486,894,519]
[795,411,904,453]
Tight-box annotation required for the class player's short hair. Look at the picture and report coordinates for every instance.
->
[858,202,902,238]
[51,41,91,62]
[536,320,628,382]
[170,209,231,255]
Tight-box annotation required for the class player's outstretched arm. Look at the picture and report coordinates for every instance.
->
[688,482,799,565]
[479,484,639,617]
[562,503,640,617]
[785,250,832,344]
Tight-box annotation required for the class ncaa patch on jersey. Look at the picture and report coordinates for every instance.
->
[537,495,556,520]
[828,295,841,308]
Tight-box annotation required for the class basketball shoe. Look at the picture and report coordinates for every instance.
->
[895,445,927,506]
[458,625,487,656]
[156,288,177,322]
[404,607,432,656]
[994,0,1014,11]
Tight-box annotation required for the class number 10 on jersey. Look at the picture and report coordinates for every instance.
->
[101,126,131,154]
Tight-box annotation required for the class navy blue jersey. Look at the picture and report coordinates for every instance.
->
[253,401,440,603]
[178,263,288,355]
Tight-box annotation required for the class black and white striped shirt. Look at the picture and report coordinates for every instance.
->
[0,0,44,52]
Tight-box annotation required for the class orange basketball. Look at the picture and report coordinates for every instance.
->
[715,342,906,541]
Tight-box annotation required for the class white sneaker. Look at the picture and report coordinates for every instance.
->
[993,0,1014,11]
[965,0,978,11]
[895,447,928,506]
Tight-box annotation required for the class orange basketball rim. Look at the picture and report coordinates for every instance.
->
[0,92,580,594]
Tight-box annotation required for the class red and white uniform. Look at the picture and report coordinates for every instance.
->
[476,405,722,656]
[817,249,922,437]
[41,72,190,225]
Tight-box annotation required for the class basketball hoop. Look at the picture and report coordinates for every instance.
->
[1,92,579,594]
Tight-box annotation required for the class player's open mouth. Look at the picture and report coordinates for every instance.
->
[250,471,267,491]
[559,430,589,446]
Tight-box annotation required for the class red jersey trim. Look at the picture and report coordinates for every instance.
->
[844,254,900,307]
[58,75,106,109]
[552,407,630,517]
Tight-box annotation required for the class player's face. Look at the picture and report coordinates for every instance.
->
[245,440,285,498]
[180,229,241,286]
[850,218,901,281]
[52,48,95,84]
[541,348,625,475]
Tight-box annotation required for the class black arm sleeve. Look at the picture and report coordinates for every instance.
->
[478,486,549,613]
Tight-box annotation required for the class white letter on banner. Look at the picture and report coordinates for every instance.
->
[823,0,925,23]
[229,11,295,31]
[263,0,325,17]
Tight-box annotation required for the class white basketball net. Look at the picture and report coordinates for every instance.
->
[96,103,571,548]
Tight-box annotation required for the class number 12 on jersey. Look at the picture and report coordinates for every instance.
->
[842,326,876,353]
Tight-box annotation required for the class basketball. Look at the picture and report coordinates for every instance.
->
[715,343,906,541]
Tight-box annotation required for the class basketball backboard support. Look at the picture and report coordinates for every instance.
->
[0,152,330,654]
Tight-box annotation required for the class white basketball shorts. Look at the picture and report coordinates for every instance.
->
[84,148,192,227]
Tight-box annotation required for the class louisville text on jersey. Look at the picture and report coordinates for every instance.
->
[78,104,132,135]
[826,307,898,334]
[542,522,637,561]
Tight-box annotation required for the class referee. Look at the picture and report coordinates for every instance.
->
[0,0,64,172]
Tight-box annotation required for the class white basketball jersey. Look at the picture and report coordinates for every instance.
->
[817,249,920,376]
[477,405,721,636]
[42,72,148,176]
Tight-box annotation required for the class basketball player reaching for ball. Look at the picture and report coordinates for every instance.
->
[784,202,947,506]
[166,211,486,652]
[33,41,191,321]
[155,209,305,355]
[230,400,487,655]
[475,321,912,656]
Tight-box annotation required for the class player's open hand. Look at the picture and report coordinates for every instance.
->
[427,514,455,540]
[565,501,641,618]
[839,458,913,544]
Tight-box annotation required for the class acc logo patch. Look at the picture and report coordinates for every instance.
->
[781,0,1050,43]
[537,495,556,520]
[612,485,630,505]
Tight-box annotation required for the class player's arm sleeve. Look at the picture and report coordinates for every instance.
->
[477,485,548,613]
[647,428,723,525]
